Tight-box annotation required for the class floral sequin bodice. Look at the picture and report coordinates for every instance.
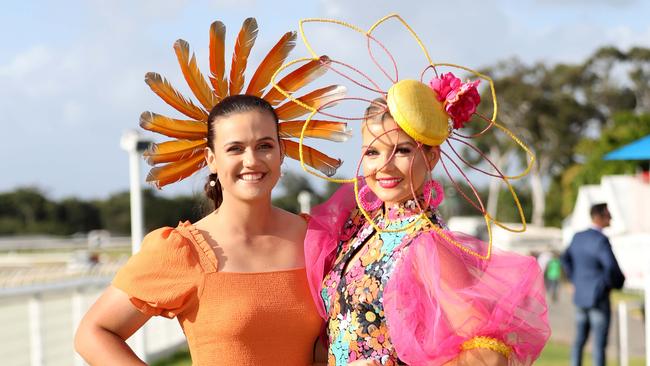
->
[321,201,445,366]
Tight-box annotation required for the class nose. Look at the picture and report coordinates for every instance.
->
[377,150,397,172]
[242,148,259,168]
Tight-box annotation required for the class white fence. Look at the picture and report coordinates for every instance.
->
[0,277,186,366]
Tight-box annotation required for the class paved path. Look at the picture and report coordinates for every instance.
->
[547,283,646,359]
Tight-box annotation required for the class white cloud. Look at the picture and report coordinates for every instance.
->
[536,0,636,6]
[0,45,52,79]
[62,100,86,126]
[209,0,257,9]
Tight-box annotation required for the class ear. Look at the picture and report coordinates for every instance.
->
[205,147,218,174]
[278,139,285,164]
[427,146,441,170]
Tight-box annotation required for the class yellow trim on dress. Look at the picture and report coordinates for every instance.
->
[461,336,512,359]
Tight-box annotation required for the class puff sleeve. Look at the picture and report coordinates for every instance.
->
[112,226,204,318]
[384,230,550,366]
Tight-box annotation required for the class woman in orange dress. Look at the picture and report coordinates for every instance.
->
[75,17,346,365]
[75,95,324,365]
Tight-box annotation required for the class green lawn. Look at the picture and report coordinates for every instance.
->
[151,341,646,365]
[150,348,191,366]
[537,341,645,366]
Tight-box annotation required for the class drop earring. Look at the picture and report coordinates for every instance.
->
[423,179,444,208]
[358,184,383,212]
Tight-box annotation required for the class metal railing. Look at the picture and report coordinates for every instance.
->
[617,300,646,366]
[0,277,186,366]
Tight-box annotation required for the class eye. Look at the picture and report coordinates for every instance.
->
[258,142,274,150]
[395,146,412,155]
[226,145,243,153]
[364,148,379,156]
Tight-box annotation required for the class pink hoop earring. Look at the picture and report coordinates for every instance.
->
[423,179,444,208]
[358,184,383,212]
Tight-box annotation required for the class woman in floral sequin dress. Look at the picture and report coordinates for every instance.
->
[304,100,551,366]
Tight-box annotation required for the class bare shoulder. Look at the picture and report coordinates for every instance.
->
[272,208,307,237]
[192,212,214,232]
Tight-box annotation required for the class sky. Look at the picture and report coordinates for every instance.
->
[2,0,649,200]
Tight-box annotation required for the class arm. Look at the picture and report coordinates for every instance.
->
[444,348,508,366]
[560,246,573,281]
[597,237,625,289]
[311,336,328,366]
[74,286,152,366]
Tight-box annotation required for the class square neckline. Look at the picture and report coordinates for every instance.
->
[178,221,307,275]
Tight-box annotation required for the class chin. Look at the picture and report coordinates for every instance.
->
[370,186,409,205]
[234,185,273,202]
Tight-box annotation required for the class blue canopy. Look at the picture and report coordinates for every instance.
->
[604,135,650,160]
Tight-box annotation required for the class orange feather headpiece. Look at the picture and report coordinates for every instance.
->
[140,18,349,188]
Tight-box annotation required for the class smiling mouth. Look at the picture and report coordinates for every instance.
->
[376,177,402,188]
[238,172,266,182]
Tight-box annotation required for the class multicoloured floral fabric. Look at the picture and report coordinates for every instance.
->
[321,199,445,366]
[307,184,550,366]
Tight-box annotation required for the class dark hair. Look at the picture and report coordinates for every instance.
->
[590,203,609,218]
[204,94,280,210]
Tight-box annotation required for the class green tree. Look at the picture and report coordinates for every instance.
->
[98,192,131,235]
[143,189,203,231]
[559,112,650,217]
[474,59,599,226]
[55,198,103,234]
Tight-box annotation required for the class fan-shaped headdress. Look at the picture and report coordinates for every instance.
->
[140,18,349,188]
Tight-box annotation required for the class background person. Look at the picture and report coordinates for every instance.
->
[561,203,625,366]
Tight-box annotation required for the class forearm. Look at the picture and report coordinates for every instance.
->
[75,325,146,366]
[443,348,508,366]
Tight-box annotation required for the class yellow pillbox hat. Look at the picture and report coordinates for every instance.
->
[387,79,450,146]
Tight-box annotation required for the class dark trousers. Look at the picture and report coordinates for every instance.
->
[571,306,610,366]
[546,279,559,302]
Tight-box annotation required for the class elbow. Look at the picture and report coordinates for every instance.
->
[74,320,102,362]
[74,323,90,361]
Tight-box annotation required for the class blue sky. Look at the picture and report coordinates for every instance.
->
[2,0,649,199]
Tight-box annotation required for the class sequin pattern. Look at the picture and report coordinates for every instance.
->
[322,200,445,365]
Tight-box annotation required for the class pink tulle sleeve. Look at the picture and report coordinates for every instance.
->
[383,230,550,366]
[304,184,357,318]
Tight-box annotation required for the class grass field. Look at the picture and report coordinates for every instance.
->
[152,341,646,365]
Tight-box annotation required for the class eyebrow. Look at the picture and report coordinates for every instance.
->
[223,136,276,147]
[361,141,416,149]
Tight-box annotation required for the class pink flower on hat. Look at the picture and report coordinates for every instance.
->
[429,73,481,129]
[429,72,461,102]
[445,79,481,129]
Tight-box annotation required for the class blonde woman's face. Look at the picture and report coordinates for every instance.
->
[361,115,439,207]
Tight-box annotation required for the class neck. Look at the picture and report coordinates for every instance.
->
[384,194,428,221]
[215,194,275,236]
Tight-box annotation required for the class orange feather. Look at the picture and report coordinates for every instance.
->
[263,56,330,106]
[278,120,351,142]
[209,21,228,100]
[174,39,217,110]
[146,153,206,189]
[281,139,341,177]
[145,72,208,121]
[143,139,207,165]
[245,31,296,97]
[139,112,207,140]
[275,85,347,120]
[229,18,259,96]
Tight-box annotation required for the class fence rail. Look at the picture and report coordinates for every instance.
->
[0,277,186,366]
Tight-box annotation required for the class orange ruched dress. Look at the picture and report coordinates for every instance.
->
[112,221,323,366]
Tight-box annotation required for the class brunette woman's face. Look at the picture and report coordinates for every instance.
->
[361,115,439,207]
[205,110,282,204]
